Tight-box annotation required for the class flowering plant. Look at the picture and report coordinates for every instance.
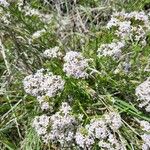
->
[0,0,150,150]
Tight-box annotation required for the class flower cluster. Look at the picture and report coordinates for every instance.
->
[33,104,123,149]
[97,41,125,59]
[43,46,62,59]
[75,112,123,150]
[17,1,52,23]
[32,29,46,39]
[32,102,77,147]
[63,51,89,79]
[75,128,94,149]
[37,96,52,111]
[23,69,65,97]
[0,0,9,7]
[135,78,150,112]
[107,11,150,45]
[140,120,150,150]
[104,112,122,130]
[32,114,50,139]
[140,120,150,133]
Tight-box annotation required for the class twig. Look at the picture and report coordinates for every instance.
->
[0,39,11,75]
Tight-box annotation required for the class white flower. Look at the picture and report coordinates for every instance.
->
[98,134,125,150]
[98,140,111,149]
[130,25,147,45]
[33,103,77,146]
[75,129,94,149]
[17,2,52,23]
[107,11,150,45]
[24,6,39,16]
[23,69,65,97]
[63,51,89,79]
[39,13,53,23]
[32,29,46,39]
[106,17,119,28]
[0,0,9,7]
[49,111,77,144]
[43,46,62,59]
[140,120,150,150]
[135,78,150,112]
[59,102,71,115]
[88,119,108,139]
[141,134,150,148]
[41,102,50,110]
[97,41,125,59]
[32,114,50,136]
[128,11,149,27]
[75,112,123,149]
[104,112,122,130]
[142,143,149,150]
[75,131,85,148]
[37,96,53,111]
[109,11,150,30]
[116,21,131,39]
[113,11,127,19]
[140,120,150,132]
